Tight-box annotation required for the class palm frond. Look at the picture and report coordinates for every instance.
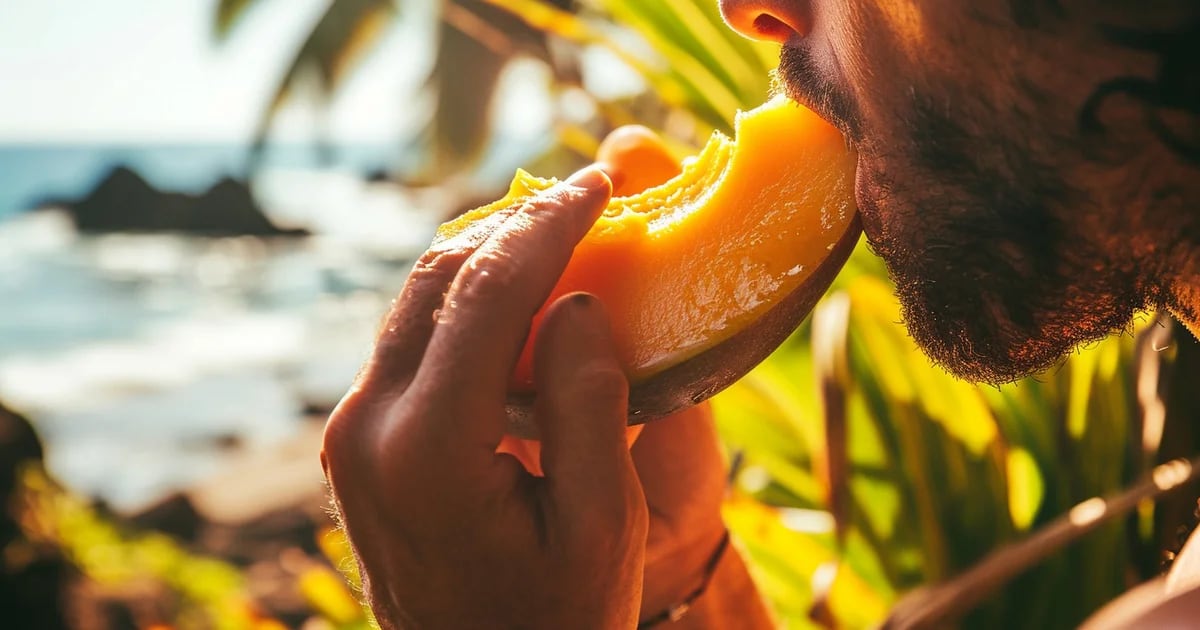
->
[596,0,771,124]
[245,0,397,162]
[214,0,264,38]
[710,237,1197,627]
[421,0,571,177]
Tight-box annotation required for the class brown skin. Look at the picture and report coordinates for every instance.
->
[326,0,1199,627]
[323,169,648,629]
[722,0,1200,381]
[633,403,772,627]
[323,164,771,629]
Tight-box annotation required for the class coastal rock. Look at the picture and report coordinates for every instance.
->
[0,401,72,630]
[64,166,308,237]
[0,400,44,498]
[125,492,204,544]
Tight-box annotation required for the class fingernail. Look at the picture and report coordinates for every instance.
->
[594,161,625,191]
[564,165,611,193]
[565,292,612,340]
[568,292,599,309]
[565,291,600,324]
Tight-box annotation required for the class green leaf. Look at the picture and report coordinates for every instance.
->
[1005,447,1044,531]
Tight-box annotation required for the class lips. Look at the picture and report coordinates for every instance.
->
[776,44,863,144]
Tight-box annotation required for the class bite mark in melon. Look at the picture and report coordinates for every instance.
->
[435,97,860,436]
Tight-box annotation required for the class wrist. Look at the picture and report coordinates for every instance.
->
[640,525,729,622]
[640,531,775,629]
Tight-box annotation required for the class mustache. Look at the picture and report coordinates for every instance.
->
[775,46,862,143]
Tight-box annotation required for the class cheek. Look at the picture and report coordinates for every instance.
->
[834,2,928,116]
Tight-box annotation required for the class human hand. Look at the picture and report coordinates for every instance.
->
[496,404,731,623]
[596,126,771,627]
[321,167,648,629]
[633,403,731,620]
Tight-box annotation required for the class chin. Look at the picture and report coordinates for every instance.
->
[890,271,1097,384]
[853,163,1144,385]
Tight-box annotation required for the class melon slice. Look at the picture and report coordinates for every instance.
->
[435,97,860,436]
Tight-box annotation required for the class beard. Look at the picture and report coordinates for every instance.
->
[776,42,1150,383]
[854,109,1146,384]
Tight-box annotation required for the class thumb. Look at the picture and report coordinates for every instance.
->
[595,125,681,197]
[533,292,639,512]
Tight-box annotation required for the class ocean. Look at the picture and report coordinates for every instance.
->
[0,142,415,219]
[0,142,490,510]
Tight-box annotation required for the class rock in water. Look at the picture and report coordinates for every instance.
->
[64,165,308,237]
[191,177,307,236]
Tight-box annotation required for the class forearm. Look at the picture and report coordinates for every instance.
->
[642,535,775,629]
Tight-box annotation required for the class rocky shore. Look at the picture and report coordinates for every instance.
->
[2,399,346,629]
[46,165,309,237]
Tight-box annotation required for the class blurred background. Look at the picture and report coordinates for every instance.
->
[2,1,1198,629]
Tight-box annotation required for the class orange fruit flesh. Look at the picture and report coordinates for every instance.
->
[435,97,858,392]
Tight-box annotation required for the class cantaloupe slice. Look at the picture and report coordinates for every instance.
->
[436,97,859,436]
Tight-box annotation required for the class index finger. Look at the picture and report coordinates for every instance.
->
[410,167,613,453]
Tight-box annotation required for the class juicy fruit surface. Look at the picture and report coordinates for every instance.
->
[435,98,858,391]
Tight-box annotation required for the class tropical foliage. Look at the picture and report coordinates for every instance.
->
[713,243,1199,628]
[13,1,1199,629]
[213,0,776,178]
[216,0,579,177]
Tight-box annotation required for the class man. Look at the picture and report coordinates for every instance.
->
[321,0,1199,627]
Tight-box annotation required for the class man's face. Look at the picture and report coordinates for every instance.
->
[720,0,1163,383]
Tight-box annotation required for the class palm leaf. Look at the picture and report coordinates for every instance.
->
[592,0,774,132]
[883,455,1200,629]
[220,0,577,177]
[213,0,264,38]
[421,0,572,177]
[244,0,396,163]
[708,235,1196,627]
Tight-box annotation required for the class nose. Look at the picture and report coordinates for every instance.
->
[718,0,811,44]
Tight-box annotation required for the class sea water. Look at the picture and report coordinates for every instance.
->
[0,144,448,510]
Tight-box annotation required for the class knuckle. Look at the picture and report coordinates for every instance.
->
[410,248,469,286]
[321,412,360,480]
[322,393,365,449]
[322,389,413,469]
[509,195,589,247]
[322,392,383,460]
[413,246,445,270]
[530,194,590,238]
[456,250,521,299]
[442,194,595,304]
[571,365,629,404]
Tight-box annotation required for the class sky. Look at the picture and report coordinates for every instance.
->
[0,0,440,143]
